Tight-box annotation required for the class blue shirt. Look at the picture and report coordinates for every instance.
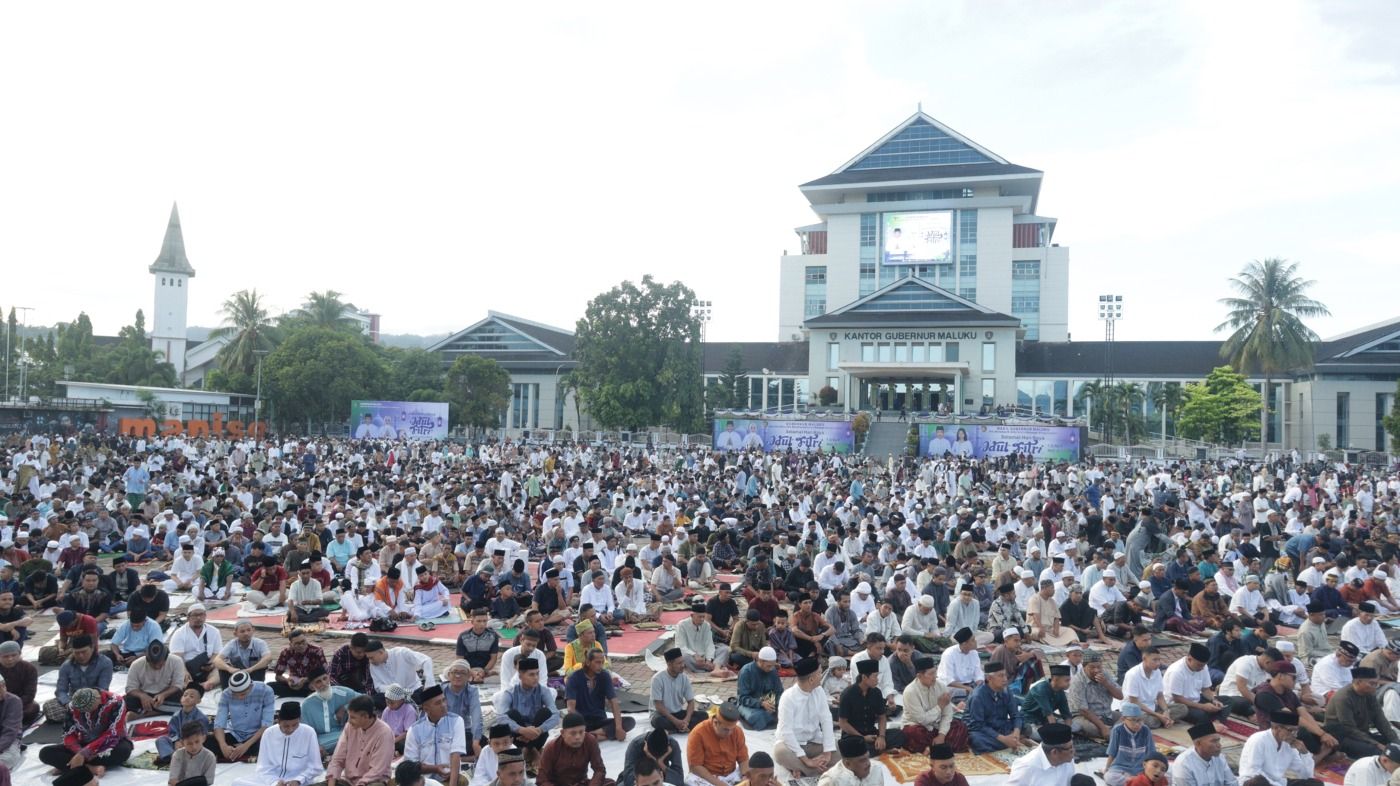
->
[215,682,276,740]
[736,661,783,711]
[123,466,150,494]
[965,683,1022,737]
[444,682,484,742]
[565,668,617,722]
[497,683,559,734]
[111,620,164,654]
[166,706,213,742]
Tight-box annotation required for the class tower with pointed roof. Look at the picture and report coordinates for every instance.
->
[149,202,196,376]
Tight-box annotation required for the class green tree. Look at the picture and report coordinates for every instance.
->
[1216,258,1330,444]
[84,310,178,387]
[1151,382,1186,439]
[56,313,96,370]
[1107,381,1148,443]
[1075,379,1109,435]
[283,290,359,333]
[443,354,510,430]
[203,367,258,395]
[384,347,446,400]
[573,275,703,432]
[209,289,279,376]
[710,348,748,411]
[1176,366,1262,444]
[264,327,389,428]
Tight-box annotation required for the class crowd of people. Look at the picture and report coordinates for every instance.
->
[1,429,1399,786]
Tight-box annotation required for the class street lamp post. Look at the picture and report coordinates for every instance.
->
[253,350,270,430]
[4,306,33,403]
[1097,295,1123,443]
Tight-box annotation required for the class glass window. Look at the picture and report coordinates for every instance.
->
[826,377,839,400]
[858,262,877,297]
[1017,380,1034,411]
[827,343,840,371]
[860,214,878,247]
[1035,381,1053,415]
[982,342,996,373]
[1054,381,1069,417]
[894,343,909,363]
[804,266,826,284]
[911,344,926,363]
[945,343,959,362]
[1336,392,1350,448]
[861,343,875,362]
[878,343,892,363]
[982,378,996,406]
[848,119,994,170]
[1377,393,1390,451]
[1012,261,1041,279]
[795,379,810,405]
[804,297,826,318]
[781,378,795,408]
[749,378,763,409]
[928,344,944,363]
[958,287,976,301]
[767,378,780,411]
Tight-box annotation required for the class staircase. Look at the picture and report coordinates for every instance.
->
[863,420,911,459]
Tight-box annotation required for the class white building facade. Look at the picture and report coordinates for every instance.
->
[149,202,195,378]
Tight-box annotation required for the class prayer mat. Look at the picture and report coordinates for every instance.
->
[1314,757,1351,785]
[1152,734,1186,756]
[128,719,170,741]
[878,751,930,782]
[950,751,1011,777]
[497,627,520,640]
[632,621,665,630]
[126,751,164,771]
[1216,717,1260,743]
[21,721,67,745]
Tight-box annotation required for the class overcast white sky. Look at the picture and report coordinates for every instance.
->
[3,0,1398,345]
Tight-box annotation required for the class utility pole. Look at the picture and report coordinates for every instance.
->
[4,306,33,402]
[1097,295,1123,444]
[254,350,270,429]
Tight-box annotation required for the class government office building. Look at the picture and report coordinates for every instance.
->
[432,112,1399,453]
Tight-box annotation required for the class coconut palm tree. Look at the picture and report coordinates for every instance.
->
[209,289,278,375]
[1216,259,1330,445]
[1075,379,1109,435]
[285,290,359,332]
[1110,381,1147,443]
[1151,382,1186,440]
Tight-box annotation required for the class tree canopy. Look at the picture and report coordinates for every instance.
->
[444,354,510,430]
[209,289,279,376]
[263,327,389,426]
[573,275,703,432]
[1176,366,1262,444]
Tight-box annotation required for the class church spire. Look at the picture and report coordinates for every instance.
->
[148,202,196,277]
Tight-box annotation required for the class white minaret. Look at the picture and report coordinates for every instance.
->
[149,202,195,377]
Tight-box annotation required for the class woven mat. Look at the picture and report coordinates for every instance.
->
[1315,758,1351,785]
[126,751,164,771]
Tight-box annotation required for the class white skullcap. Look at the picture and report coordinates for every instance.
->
[855,582,872,595]
[758,646,778,662]
[1103,569,1117,578]
[1138,580,1153,589]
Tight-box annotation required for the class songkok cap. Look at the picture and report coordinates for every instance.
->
[838,735,868,758]
[1339,641,1361,657]
[418,684,444,703]
[1361,601,1378,614]
[1120,702,1143,717]
[1187,722,1219,741]
[664,647,683,662]
[498,748,525,765]
[1306,601,1324,613]
[749,752,775,769]
[929,744,955,761]
[856,659,880,676]
[998,583,1016,594]
[56,610,77,627]
[1352,666,1379,679]
[1049,664,1071,677]
[562,711,587,729]
[795,656,821,677]
[1188,643,1211,662]
[914,656,936,672]
[575,619,595,634]
[1082,650,1103,663]
[717,700,741,721]
[1038,723,1072,746]
[228,671,252,691]
[383,683,409,701]
[758,646,778,662]
[983,662,1005,674]
[1270,709,1300,726]
[278,701,302,720]
[953,627,973,643]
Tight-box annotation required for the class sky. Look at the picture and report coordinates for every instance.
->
[2,0,1398,345]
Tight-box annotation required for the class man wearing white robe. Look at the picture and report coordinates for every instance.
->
[232,702,324,786]
[342,583,391,623]
[412,569,453,620]
[1237,711,1315,786]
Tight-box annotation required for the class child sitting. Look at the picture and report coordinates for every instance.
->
[1127,752,1168,786]
[168,720,217,786]
[767,611,799,668]
[155,685,213,766]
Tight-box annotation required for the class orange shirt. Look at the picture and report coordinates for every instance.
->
[686,718,748,777]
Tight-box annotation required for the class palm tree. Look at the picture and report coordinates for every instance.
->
[1216,259,1330,446]
[1111,381,1147,443]
[1075,379,1109,434]
[287,290,358,331]
[209,289,278,375]
[1151,382,1186,440]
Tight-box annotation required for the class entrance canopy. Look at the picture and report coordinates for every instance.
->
[839,361,968,380]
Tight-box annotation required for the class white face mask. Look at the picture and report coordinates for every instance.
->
[316,687,334,700]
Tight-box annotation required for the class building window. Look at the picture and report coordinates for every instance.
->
[945,343,959,362]
[1054,381,1069,417]
[982,378,996,406]
[767,378,780,410]
[878,343,892,363]
[795,379,810,405]
[1377,393,1390,451]
[749,378,763,409]
[1017,380,1033,411]
[860,214,878,247]
[780,378,795,408]
[860,343,875,362]
[911,344,926,363]
[958,287,976,301]
[859,262,877,297]
[982,342,996,373]
[1012,261,1040,279]
[1336,392,1350,448]
[894,343,909,363]
[866,189,973,202]
[827,343,840,371]
[804,265,827,318]
[928,343,944,362]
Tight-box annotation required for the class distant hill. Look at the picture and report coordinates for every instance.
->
[186,326,446,349]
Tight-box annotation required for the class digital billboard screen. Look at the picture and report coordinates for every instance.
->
[882,211,953,266]
[713,418,855,454]
[351,401,449,440]
[918,422,1082,462]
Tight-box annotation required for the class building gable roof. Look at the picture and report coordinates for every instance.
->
[429,312,574,359]
[805,276,1021,328]
[149,202,196,277]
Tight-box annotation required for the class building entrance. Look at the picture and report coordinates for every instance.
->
[858,379,956,413]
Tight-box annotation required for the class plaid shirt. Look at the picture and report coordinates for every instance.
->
[330,643,373,694]
[65,690,129,759]
[275,643,327,681]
